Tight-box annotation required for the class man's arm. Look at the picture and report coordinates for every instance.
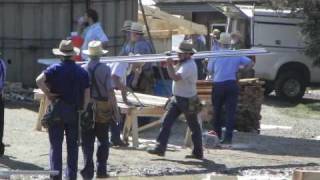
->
[83,88,90,110]
[166,58,182,81]
[108,90,121,122]
[112,74,128,104]
[35,73,58,101]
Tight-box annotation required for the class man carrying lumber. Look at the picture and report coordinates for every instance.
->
[36,40,90,180]
[81,40,119,179]
[207,33,253,147]
[127,22,154,94]
[148,41,203,160]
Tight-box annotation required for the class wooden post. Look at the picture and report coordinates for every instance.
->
[292,170,320,180]
[131,113,139,148]
[122,110,133,144]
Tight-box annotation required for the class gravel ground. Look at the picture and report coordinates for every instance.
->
[0,92,320,179]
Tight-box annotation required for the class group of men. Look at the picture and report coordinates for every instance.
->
[34,8,253,180]
[35,9,155,180]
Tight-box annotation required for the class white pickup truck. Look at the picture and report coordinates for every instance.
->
[235,7,320,101]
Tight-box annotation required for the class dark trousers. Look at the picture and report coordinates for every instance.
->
[48,107,79,180]
[212,80,239,141]
[110,120,121,143]
[0,95,4,143]
[0,94,4,154]
[157,96,203,156]
[81,122,109,179]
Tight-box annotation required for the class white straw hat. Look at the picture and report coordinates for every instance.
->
[82,41,108,56]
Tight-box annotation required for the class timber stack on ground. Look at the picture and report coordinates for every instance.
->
[197,78,264,133]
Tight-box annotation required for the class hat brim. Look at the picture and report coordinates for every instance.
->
[52,47,80,56]
[127,29,144,34]
[82,50,109,56]
[219,41,231,45]
[121,27,131,32]
[176,48,197,54]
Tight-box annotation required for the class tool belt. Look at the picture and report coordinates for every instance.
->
[94,100,113,123]
[165,95,203,114]
[188,95,203,114]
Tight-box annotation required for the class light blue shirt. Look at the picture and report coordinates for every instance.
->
[207,49,251,83]
[81,23,109,60]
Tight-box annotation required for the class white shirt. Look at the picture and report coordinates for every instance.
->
[81,23,109,60]
[107,62,129,87]
[172,59,198,98]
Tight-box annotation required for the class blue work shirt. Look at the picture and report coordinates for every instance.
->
[44,60,89,108]
[81,22,109,60]
[119,41,133,56]
[133,37,153,70]
[0,59,6,91]
[207,49,252,83]
[133,37,152,55]
[211,39,220,51]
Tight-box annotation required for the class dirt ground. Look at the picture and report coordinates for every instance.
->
[0,91,320,179]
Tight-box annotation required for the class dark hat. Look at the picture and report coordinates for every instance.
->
[52,40,79,56]
[176,40,197,54]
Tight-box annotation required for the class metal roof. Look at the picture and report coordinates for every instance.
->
[155,0,262,4]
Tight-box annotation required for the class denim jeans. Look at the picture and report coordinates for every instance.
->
[157,96,203,156]
[48,102,79,180]
[212,80,239,142]
[81,122,109,179]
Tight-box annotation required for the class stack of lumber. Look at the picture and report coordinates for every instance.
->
[197,78,264,133]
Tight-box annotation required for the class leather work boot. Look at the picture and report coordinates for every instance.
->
[147,147,165,157]
[185,153,203,160]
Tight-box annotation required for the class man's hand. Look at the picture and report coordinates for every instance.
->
[46,92,59,102]
[166,58,174,66]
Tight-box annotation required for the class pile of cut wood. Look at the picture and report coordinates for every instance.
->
[4,82,34,103]
[197,78,264,133]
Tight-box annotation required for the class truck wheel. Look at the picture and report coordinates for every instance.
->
[275,72,306,101]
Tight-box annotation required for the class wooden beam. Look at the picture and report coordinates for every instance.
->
[293,170,320,180]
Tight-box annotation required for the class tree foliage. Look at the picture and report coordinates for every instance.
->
[266,0,320,66]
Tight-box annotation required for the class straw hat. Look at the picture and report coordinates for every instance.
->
[82,41,108,56]
[210,29,221,37]
[121,20,133,31]
[128,22,145,34]
[219,33,232,45]
[176,40,197,54]
[52,40,79,56]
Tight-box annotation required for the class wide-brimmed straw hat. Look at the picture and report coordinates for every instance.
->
[52,40,79,56]
[82,41,108,56]
[176,40,197,54]
[219,33,232,45]
[210,29,221,37]
[121,20,133,31]
[128,22,145,34]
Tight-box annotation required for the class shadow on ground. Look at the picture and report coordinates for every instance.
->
[4,101,39,112]
[0,155,44,170]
